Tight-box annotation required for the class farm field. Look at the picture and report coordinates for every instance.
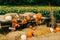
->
[0,6,60,40]
[0,0,60,40]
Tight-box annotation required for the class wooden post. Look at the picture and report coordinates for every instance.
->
[49,4,56,29]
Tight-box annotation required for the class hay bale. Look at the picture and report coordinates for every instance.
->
[22,28,34,33]
[5,13,18,18]
[24,12,35,16]
[6,31,25,40]
[5,13,17,16]
[4,13,18,21]
[0,34,7,40]
[4,16,12,21]
[0,15,5,21]
[33,27,50,37]
[19,14,24,19]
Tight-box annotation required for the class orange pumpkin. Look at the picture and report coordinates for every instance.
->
[26,17,30,21]
[27,31,32,38]
[35,18,39,25]
[36,13,42,18]
[53,29,58,33]
[53,27,60,33]
[55,27,60,31]
[12,18,18,28]
[32,27,36,30]
[22,19,27,24]
[29,26,33,29]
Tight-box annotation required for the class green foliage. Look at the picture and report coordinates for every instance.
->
[0,6,60,19]
[39,10,50,17]
[54,10,60,19]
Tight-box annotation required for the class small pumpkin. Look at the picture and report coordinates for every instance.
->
[53,29,58,33]
[26,16,30,21]
[36,13,42,18]
[32,27,36,30]
[27,31,32,38]
[22,19,27,24]
[12,18,18,30]
[29,26,33,29]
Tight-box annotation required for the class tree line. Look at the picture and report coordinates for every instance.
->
[0,0,60,6]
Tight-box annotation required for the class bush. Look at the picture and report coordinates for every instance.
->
[39,10,50,17]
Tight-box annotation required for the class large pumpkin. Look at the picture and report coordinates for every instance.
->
[36,13,42,18]
[55,27,60,31]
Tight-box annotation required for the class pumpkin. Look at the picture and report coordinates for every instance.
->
[53,27,60,33]
[36,13,42,18]
[26,16,30,21]
[27,31,32,38]
[35,18,38,23]
[32,27,36,30]
[53,29,58,33]
[29,26,33,29]
[12,18,18,29]
[35,18,39,25]
[55,27,60,31]
[22,19,27,24]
